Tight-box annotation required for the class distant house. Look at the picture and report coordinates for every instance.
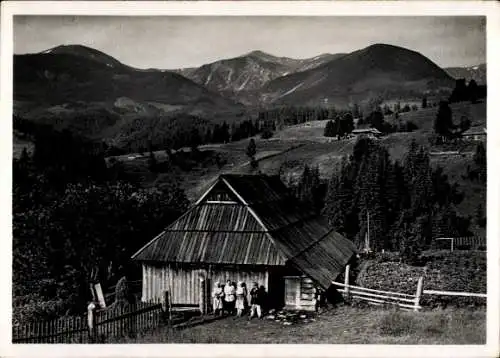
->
[461,127,486,141]
[132,174,357,312]
[352,126,383,139]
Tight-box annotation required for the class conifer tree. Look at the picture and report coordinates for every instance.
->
[324,120,337,137]
[434,101,454,138]
[246,138,258,169]
[422,96,428,109]
[474,142,486,183]
[148,150,157,172]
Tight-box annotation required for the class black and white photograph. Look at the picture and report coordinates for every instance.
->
[2,1,499,356]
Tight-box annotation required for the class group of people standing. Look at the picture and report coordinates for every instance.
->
[212,280,266,319]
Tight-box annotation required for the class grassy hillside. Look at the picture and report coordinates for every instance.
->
[109,100,486,236]
[387,101,486,132]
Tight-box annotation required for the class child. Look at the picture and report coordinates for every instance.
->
[212,282,224,316]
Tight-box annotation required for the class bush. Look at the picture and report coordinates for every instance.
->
[13,296,71,325]
[357,251,486,308]
[373,251,401,263]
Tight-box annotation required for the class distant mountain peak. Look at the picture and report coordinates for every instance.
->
[40,44,125,69]
[244,50,282,62]
[43,44,108,56]
[246,50,273,57]
[261,42,454,106]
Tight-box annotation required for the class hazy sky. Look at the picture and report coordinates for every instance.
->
[14,16,485,69]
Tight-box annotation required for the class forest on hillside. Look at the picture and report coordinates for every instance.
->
[291,136,486,261]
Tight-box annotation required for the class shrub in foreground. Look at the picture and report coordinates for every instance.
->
[356,251,486,308]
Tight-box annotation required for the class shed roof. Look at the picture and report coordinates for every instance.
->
[132,174,357,288]
[352,127,382,134]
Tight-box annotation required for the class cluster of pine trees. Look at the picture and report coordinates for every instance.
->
[324,113,355,138]
[257,106,334,127]
[292,138,470,263]
[131,117,267,155]
[449,79,486,104]
[433,101,475,143]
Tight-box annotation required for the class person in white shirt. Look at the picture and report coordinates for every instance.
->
[212,282,224,316]
[235,281,246,317]
[223,279,236,315]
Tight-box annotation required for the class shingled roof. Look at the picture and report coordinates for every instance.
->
[132,174,357,288]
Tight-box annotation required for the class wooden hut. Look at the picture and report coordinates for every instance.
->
[132,174,357,312]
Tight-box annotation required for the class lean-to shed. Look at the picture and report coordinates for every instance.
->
[132,174,357,311]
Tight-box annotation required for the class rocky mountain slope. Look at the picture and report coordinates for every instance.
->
[260,43,455,107]
[445,64,486,85]
[173,51,345,105]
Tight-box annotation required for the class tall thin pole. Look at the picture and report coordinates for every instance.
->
[365,211,370,252]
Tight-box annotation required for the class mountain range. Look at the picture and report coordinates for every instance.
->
[174,44,467,107]
[173,51,345,105]
[444,64,486,86]
[14,43,484,150]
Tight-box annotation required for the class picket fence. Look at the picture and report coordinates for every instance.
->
[13,301,163,343]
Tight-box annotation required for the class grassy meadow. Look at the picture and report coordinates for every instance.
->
[114,306,485,344]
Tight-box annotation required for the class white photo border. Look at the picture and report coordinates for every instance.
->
[1,1,499,358]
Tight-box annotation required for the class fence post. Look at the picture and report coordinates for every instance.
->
[87,302,97,343]
[414,277,424,312]
[344,264,350,301]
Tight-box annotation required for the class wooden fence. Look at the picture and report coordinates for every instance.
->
[423,290,487,298]
[433,237,486,251]
[13,315,89,343]
[13,301,163,344]
[333,265,486,311]
[332,265,424,311]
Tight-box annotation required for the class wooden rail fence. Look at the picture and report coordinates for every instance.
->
[332,281,423,311]
[423,290,487,298]
[13,301,163,344]
[333,265,486,311]
[332,264,423,311]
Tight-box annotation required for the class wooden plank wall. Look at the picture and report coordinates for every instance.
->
[142,264,201,305]
[284,276,316,311]
[299,276,316,311]
[142,264,269,306]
